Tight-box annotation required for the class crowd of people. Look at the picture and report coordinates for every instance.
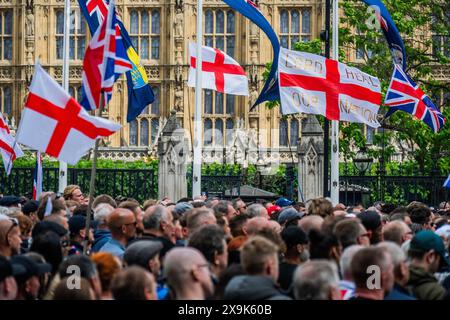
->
[0,185,450,300]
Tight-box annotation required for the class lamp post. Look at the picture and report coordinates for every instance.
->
[353,147,373,176]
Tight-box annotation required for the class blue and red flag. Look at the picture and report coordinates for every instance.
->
[78,0,154,120]
[222,0,280,110]
[81,1,132,110]
[32,151,43,200]
[360,0,407,70]
[384,64,446,133]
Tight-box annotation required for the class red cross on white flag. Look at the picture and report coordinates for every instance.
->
[17,63,121,165]
[188,43,249,96]
[278,47,381,128]
[0,113,23,175]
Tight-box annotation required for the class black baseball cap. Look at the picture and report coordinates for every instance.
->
[32,221,69,238]
[281,226,309,248]
[0,255,26,282]
[22,200,39,215]
[68,215,97,236]
[0,196,22,207]
[10,255,52,283]
[358,210,382,231]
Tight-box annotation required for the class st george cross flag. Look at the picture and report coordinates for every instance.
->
[81,0,132,110]
[188,43,249,96]
[32,151,43,200]
[278,47,381,128]
[78,0,155,122]
[16,63,121,165]
[444,175,450,188]
[0,113,23,175]
[221,0,280,108]
[384,64,445,133]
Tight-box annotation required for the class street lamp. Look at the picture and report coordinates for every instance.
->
[353,147,373,176]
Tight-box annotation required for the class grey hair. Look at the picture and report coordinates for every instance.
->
[293,260,339,300]
[246,204,266,218]
[94,203,114,226]
[0,206,10,216]
[143,205,169,230]
[339,245,364,280]
[377,241,406,268]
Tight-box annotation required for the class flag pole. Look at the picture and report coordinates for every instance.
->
[58,0,70,193]
[192,0,203,197]
[323,0,331,198]
[330,0,340,205]
[83,0,116,255]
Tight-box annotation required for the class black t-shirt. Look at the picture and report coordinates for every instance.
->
[278,262,298,292]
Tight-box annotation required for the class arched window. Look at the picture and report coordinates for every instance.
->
[129,9,160,60]
[77,86,83,103]
[204,119,213,146]
[226,95,234,115]
[2,86,11,115]
[205,10,213,33]
[215,119,224,146]
[204,90,213,114]
[129,120,138,146]
[2,11,12,60]
[216,11,224,33]
[141,11,149,34]
[215,93,224,114]
[280,10,289,33]
[150,86,160,115]
[227,11,235,33]
[279,119,288,147]
[302,9,311,34]
[130,10,139,34]
[140,119,149,146]
[151,11,160,59]
[56,11,64,59]
[151,118,159,144]
[226,119,234,146]
[290,118,299,145]
[290,10,300,47]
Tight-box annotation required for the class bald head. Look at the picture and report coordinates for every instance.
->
[245,217,270,236]
[164,247,214,299]
[298,215,324,235]
[107,208,136,234]
[383,220,412,246]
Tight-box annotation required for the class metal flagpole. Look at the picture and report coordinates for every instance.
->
[330,0,340,205]
[83,0,115,255]
[323,0,331,198]
[58,0,70,193]
[192,0,203,197]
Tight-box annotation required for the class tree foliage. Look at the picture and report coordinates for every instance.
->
[263,0,450,174]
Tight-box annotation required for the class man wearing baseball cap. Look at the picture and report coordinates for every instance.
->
[407,230,449,300]
[0,255,25,300]
[11,255,51,300]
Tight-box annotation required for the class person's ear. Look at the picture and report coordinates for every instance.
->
[79,229,86,238]
[296,244,304,254]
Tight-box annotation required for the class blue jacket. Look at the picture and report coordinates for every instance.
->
[385,283,416,300]
[92,229,112,253]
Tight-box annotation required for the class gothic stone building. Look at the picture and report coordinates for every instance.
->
[1,0,449,165]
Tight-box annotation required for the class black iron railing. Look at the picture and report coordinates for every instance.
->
[0,168,157,203]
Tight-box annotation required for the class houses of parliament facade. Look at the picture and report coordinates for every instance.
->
[1,0,448,164]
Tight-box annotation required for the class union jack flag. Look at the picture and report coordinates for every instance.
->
[81,0,132,110]
[384,64,446,133]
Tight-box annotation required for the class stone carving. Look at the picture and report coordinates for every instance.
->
[0,68,12,79]
[26,8,35,37]
[298,115,324,201]
[158,110,189,200]
[174,9,184,38]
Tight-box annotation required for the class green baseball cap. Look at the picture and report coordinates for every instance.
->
[410,230,450,266]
